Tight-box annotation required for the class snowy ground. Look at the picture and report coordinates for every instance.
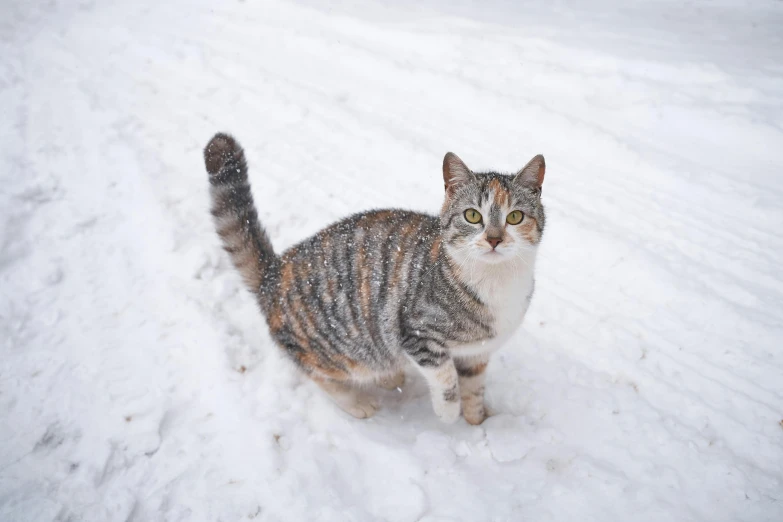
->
[2,0,782,520]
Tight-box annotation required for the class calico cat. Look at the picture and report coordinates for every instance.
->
[203,133,545,424]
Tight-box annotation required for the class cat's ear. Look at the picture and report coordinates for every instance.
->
[443,152,474,196]
[513,154,546,189]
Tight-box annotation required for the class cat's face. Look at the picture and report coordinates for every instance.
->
[440,153,546,267]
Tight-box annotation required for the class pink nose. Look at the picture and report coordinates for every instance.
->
[487,237,503,249]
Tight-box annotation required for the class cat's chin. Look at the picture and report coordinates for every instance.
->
[478,250,512,265]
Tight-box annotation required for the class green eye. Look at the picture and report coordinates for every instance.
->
[464,209,482,224]
[506,211,524,225]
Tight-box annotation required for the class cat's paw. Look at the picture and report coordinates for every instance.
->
[342,397,379,419]
[433,397,461,424]
[463,405,487,425]
[377,372,405,390]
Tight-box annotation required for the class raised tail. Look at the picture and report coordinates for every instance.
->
[203,133,277,295]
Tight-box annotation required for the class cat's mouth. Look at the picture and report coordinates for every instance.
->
[480,249,508,264]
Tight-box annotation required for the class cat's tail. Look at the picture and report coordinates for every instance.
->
[203,133,277,295]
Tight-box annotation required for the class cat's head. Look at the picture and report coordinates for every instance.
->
[439,152,546,267]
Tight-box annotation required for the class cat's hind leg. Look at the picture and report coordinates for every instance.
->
[377,371,405,390]
[284,340,380,419]
[312,376,379,419]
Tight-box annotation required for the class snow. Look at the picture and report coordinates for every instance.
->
[1,0,782,520]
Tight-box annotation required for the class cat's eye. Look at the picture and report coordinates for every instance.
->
[506,211,524,225]
[464,209,482,224]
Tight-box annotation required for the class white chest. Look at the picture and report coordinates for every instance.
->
[482,273,534,336]
[451,268,535,359]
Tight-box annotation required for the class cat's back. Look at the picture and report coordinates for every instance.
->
[281,209,441,296]
[283,209,439,262]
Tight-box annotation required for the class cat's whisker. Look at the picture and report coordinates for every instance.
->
[510,251,521,274]
[453,253,472,280]
[511,250,534,270]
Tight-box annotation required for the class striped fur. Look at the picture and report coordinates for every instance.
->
[203,134,546,424]
[205,134,277,293]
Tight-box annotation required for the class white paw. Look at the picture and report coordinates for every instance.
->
[433,398,460,424]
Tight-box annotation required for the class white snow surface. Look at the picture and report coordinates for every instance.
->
[2,0,782,520]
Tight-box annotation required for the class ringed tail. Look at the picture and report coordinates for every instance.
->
[203,133,277,295]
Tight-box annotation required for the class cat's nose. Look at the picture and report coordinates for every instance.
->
[487,237,503,249]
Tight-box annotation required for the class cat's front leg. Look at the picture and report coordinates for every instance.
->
[455,355,489,425]
[404,341,460,423]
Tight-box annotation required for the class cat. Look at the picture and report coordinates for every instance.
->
[203,133,545,424]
